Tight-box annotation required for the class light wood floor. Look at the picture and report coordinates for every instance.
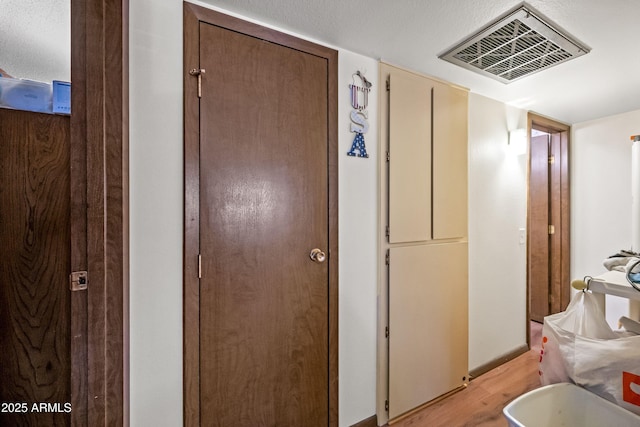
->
[388,322,543,427]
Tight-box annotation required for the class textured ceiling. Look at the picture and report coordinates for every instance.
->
[198,0,640,124]
[3,0,639,124]
[0,0,70,82]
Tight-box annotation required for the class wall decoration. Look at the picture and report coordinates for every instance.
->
[347,71,372,158]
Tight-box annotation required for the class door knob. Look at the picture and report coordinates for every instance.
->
[309,248,326,263]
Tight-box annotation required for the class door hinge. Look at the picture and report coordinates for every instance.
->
[385,225,390,238]
[385,326,389,338]
[198,254,202,279]
[386,79,390,91]
[385,399,389,411]
[548,155,555,164]
[385,250,390,265]
[69,271,88,291]
[189,68,206,98]
[548,225,555,235]
[386,151,390,162]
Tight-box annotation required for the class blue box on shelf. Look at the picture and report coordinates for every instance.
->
[0,76,52,113]
[52,80,71,115]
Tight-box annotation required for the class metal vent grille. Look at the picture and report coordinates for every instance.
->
[439,4,590,83]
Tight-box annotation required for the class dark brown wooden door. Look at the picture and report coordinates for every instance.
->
[529,126,570,323]
[529,134,550,322]
[195,19,335,427]
[0,109,71,426]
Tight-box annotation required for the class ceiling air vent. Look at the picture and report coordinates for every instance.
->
[439,3,590,83]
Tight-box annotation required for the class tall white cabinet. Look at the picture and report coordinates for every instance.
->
[378,63,469,422]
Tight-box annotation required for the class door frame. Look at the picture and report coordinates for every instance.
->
[526,113,570,344]
[182,4,339,425]
[70,0,129,425]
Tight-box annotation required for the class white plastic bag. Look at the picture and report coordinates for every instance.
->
[539,291,615,384]
[539,291,640,415]
[574,334,640,415]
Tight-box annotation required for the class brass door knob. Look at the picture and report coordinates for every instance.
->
[309,248,326,263]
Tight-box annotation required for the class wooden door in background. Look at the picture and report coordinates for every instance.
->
[183,6,338,426]
[0,109,71,426]
[528,120,570,323]
[529,134,551,322]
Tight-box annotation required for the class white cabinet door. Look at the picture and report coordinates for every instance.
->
[388,70,432,244]
[432,81,468,239]
[388,242,469,419]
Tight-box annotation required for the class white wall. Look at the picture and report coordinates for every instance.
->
[467,94,528,370]
[337,54,379,426]
[129,0,184,425]
[571,109,640,327]
[129,1,378,426]
[130,1,540,424]
[129,2,532,423]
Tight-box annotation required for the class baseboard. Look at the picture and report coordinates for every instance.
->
[469,344,529,380]
[351,414,378,427]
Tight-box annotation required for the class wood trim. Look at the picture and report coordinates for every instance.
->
[70,0,129,425]
[70,0,89,424]
[526,112,570,346]
[468,344,529,380]
[527,112,570,133]
[327,32,340,427]
[351,415,378,427]
[559,131,571,311]
[182,3,338,425]
[526,118,531,347]
[182,4,201,426]
[549,132,561,313]
[549,132,563,313]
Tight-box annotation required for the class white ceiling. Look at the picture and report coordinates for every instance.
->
[0,0,70,83]
[3,0,638,124]
[199,0,640,124]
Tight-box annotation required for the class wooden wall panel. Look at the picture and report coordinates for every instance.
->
[379,62,469,425]
[70,0,129,425]
[70,0,89,423]
[0,109,71,426]
[0,2,129,426]
[432,82,468,239]
[388,69,432,244]
[388,243,468,420]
